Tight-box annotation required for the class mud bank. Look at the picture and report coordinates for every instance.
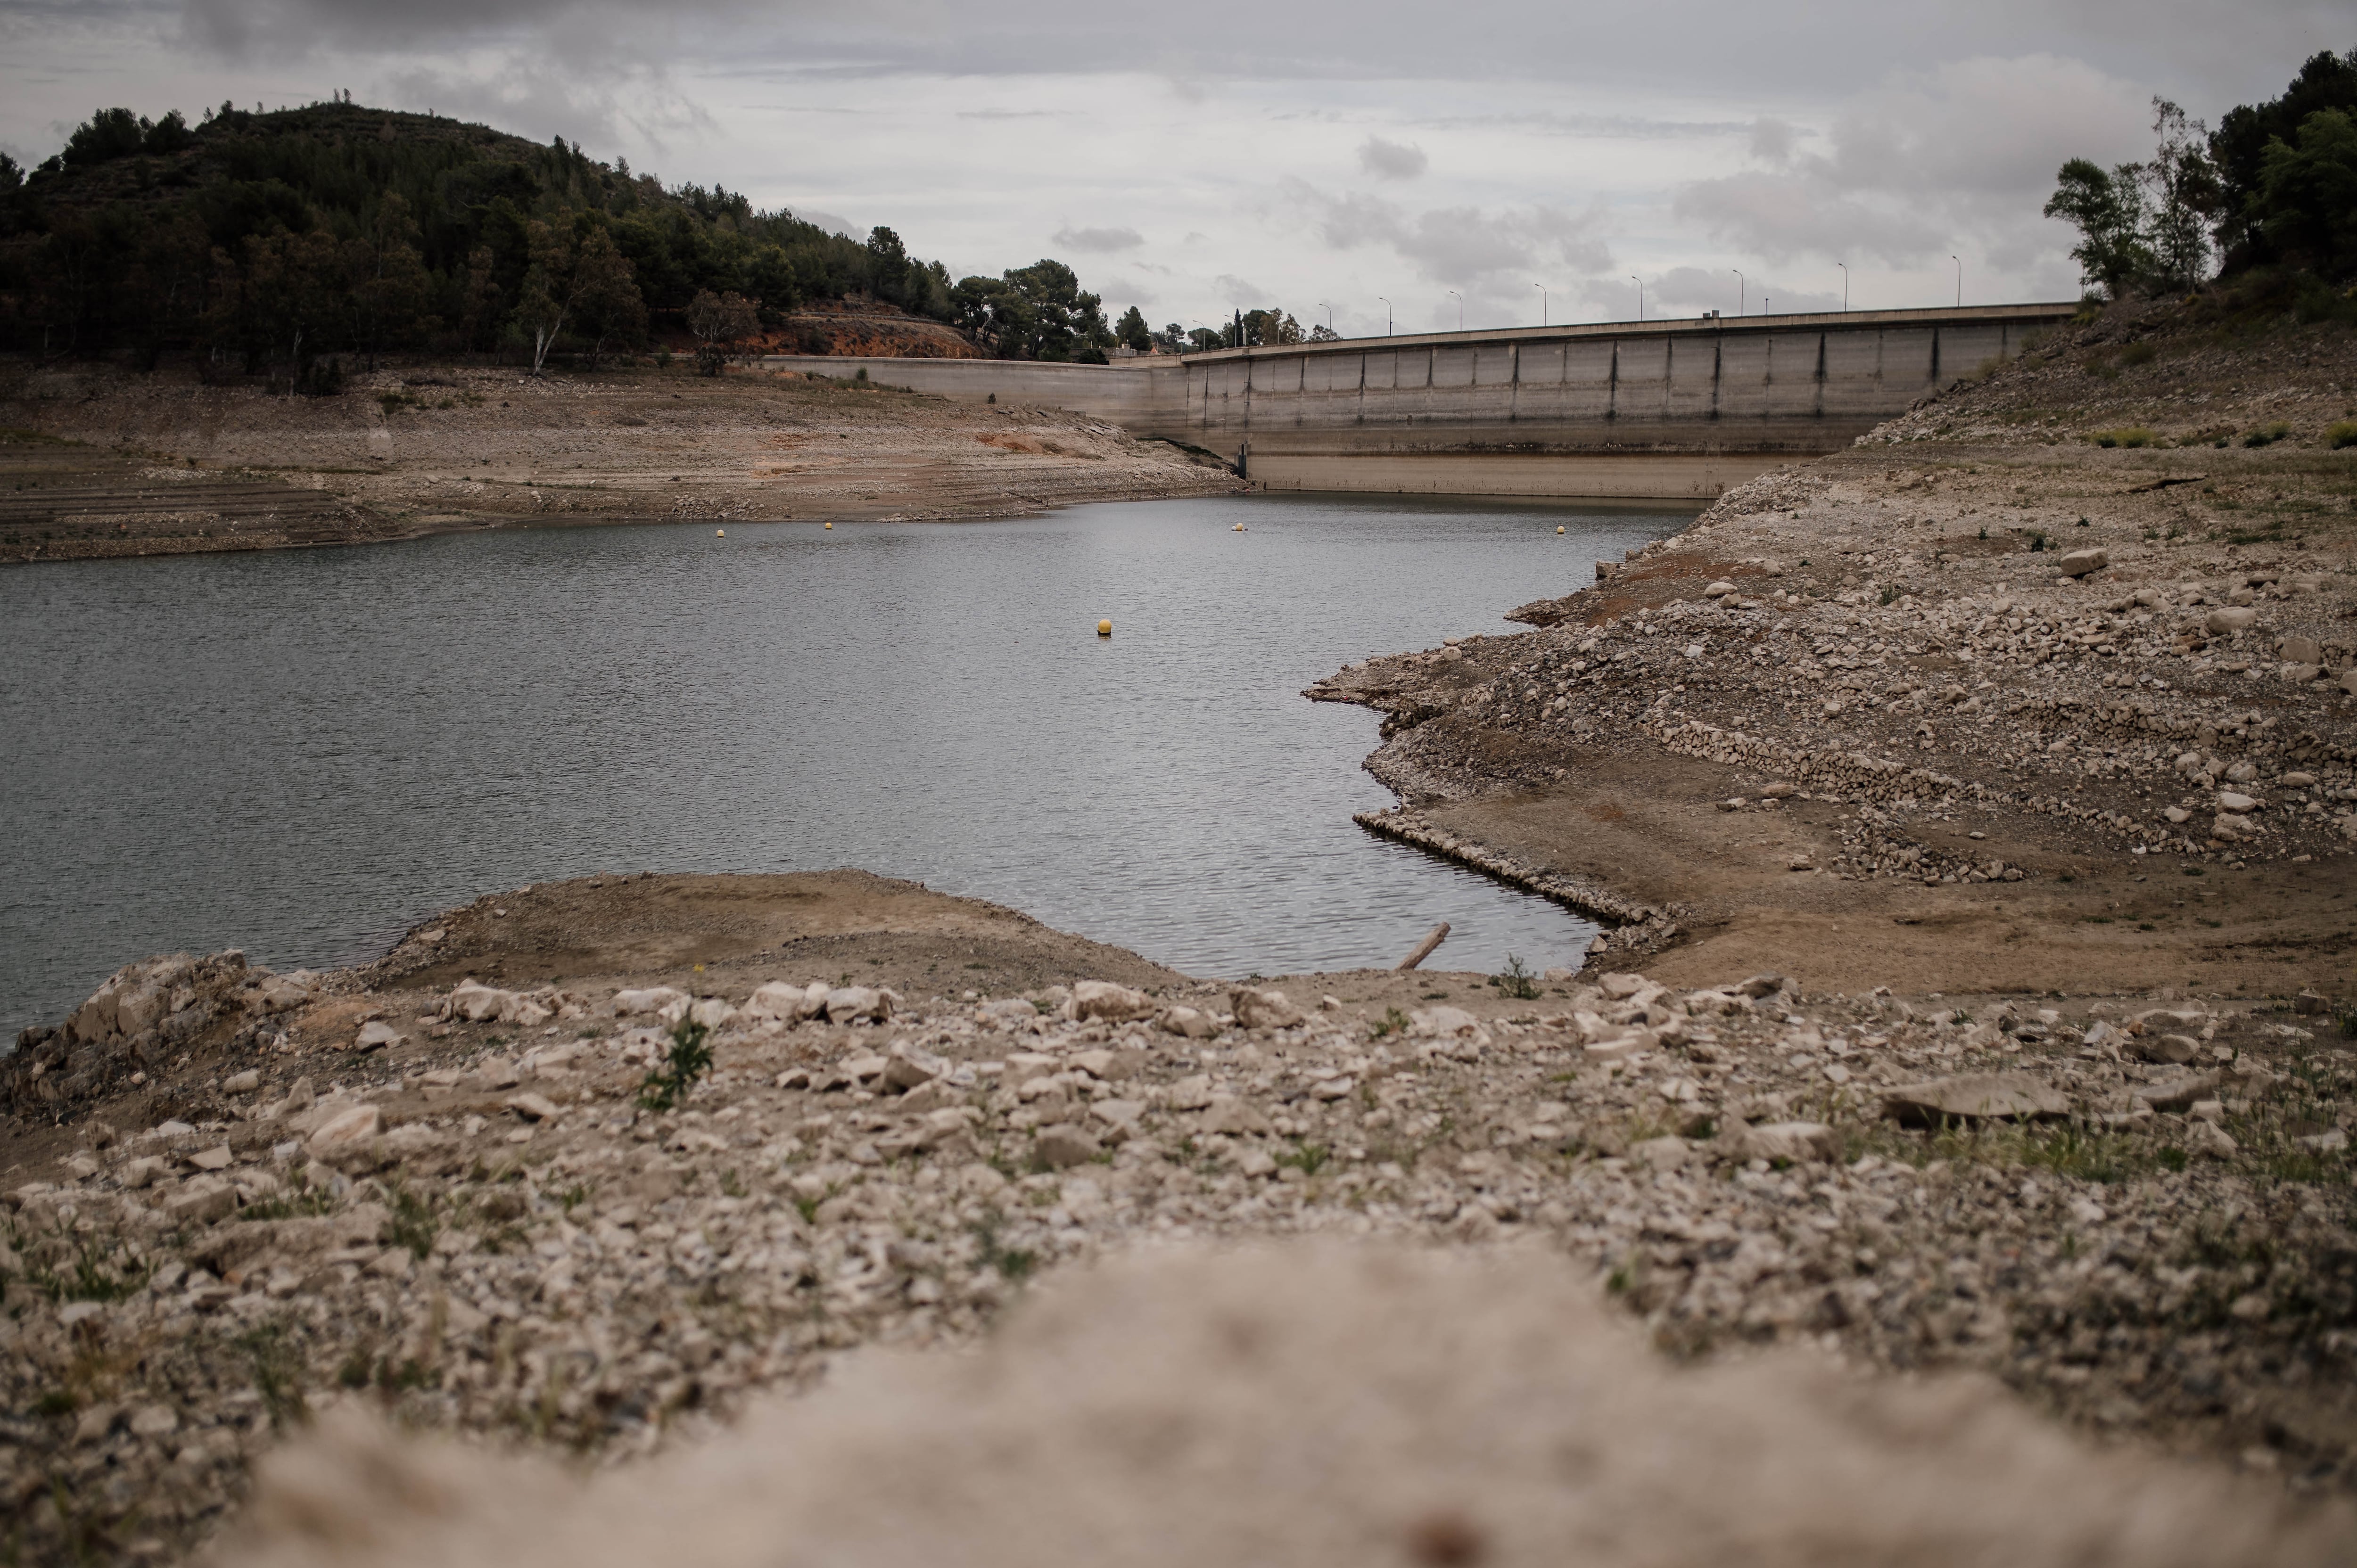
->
[0,360,1240,564]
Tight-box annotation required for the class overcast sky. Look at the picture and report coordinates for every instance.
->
[2,1,2348,334]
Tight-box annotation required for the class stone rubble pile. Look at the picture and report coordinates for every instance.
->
[4,960,2351,1561]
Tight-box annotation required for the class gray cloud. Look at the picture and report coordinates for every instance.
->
[1280,178,1613,287]
[1052,224,1144,252]
[1356,134,1426,180]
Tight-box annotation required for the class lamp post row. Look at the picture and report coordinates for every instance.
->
[1210,259,1968,343]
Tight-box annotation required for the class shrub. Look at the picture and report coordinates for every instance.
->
[2090,427,2157,448]
[2243,421,2292,447]
[2118,341,2157,367]
[2326,420,2357,449]
[639,1014,714,1110]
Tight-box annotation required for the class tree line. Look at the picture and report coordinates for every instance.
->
[2045,49,2357,306]
[0,99,1122,379]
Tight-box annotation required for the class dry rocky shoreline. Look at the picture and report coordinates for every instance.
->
[3,299,2355,1563]
[0,359,1239,566]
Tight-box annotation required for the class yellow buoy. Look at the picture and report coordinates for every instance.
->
[824,521,833,530]
[1233,522,1244,532]
[1097,619,1113,637]
[1556,525,1565,534]
[715,528,725,537]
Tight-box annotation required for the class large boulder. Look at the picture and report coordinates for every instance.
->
[1067,980,1157,1023]
[1882,1073,2070,1126]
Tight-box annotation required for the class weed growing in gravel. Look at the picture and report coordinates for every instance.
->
[1490,954,1541,1002]
[1369,1006,1411,1039]
[385,1182,440,1259]
[237,1181,339,1222]
[1276,1141,1332,1177]
[639,1015,714,1111]
[2242,421,2292,447]
[8,1217,152,1304]
[236,1322,310,1430]
[2090,428,2157,448]
[970,1213,1037,1281]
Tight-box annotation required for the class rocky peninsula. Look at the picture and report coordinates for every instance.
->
[1,298,2353,1565]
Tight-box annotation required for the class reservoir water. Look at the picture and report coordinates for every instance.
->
[1,493,1687,1036]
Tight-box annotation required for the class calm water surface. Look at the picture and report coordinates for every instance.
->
[1,494,1686,1035]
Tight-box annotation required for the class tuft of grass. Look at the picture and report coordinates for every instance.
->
[638,1014,714,1111]
[1879,583,1903,605]
[1369,1005,1411,1039]
[237,1181,340,1222]
[2024,528,2048,552]
[970,1212,1037,1281]
[385,1182,439,1259]
[2242,421,2292,448]
[10,1217,152,1304]
[1275,1141,1332,1177]
[1490,953,1541,1002]
[235,1321,310,1430]
[2090,427,2157,448]
[2326,420,2357,451]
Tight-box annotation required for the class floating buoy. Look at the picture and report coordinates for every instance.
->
[1233,522,1244,532]
[715,528,725,537]
[1556,525,1566,534]
[1097,619,1113,637]
[824,521,833,530]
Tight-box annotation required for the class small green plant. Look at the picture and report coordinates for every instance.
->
[1879,583,1902,605]
[238,1177,340,1222]
[2326,420,2357,450]
[719,1169,747,1199]
[1369,1005,1411,1039]
[385,1182,439,1259]
[1951,1009,1972,1024]
[2242,422,2291,448]
[1491,953,1541,1001]
[970,1213,1036,1280]
[639,1014,714,1111]
[1976,525,1987,540]
[236,1322,309,1430]
[2119,342,2156,368]
[2025,529,2048,552]
[1419,991,1449,1001]
[1276,1141,1332,1177]
[2090,428,2156,449]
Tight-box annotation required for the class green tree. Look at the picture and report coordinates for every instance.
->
[2141,99,2221,292]
[513,220,577,374]
[571,226,647,366]
[2044,159,2153,299]
[686,287,759,374]
[2209,49,2357,266]
[2254,108,2357,279]
[951,258,1110,360]
[1113,304,1152,351]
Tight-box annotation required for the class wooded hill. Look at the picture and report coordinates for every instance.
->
[0,99,1116,378]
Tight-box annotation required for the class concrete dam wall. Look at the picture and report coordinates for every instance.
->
[761,302,2077,501]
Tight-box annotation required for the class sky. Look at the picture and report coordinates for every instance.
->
[1,1,2349,336]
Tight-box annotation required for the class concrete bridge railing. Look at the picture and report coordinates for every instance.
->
[759,302,2078,500]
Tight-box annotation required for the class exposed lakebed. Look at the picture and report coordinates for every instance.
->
[1,493,1685,1034]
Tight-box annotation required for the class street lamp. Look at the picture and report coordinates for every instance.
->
[1532,283,1548,326]
[1952,256,1961,308]
[1837,261,1848,311]
[1377,296,1392,336]
[1447,289,1462,330]
[1632,276,1643,321]
[1318,301,1336,334]
[1732,269,1744,316]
